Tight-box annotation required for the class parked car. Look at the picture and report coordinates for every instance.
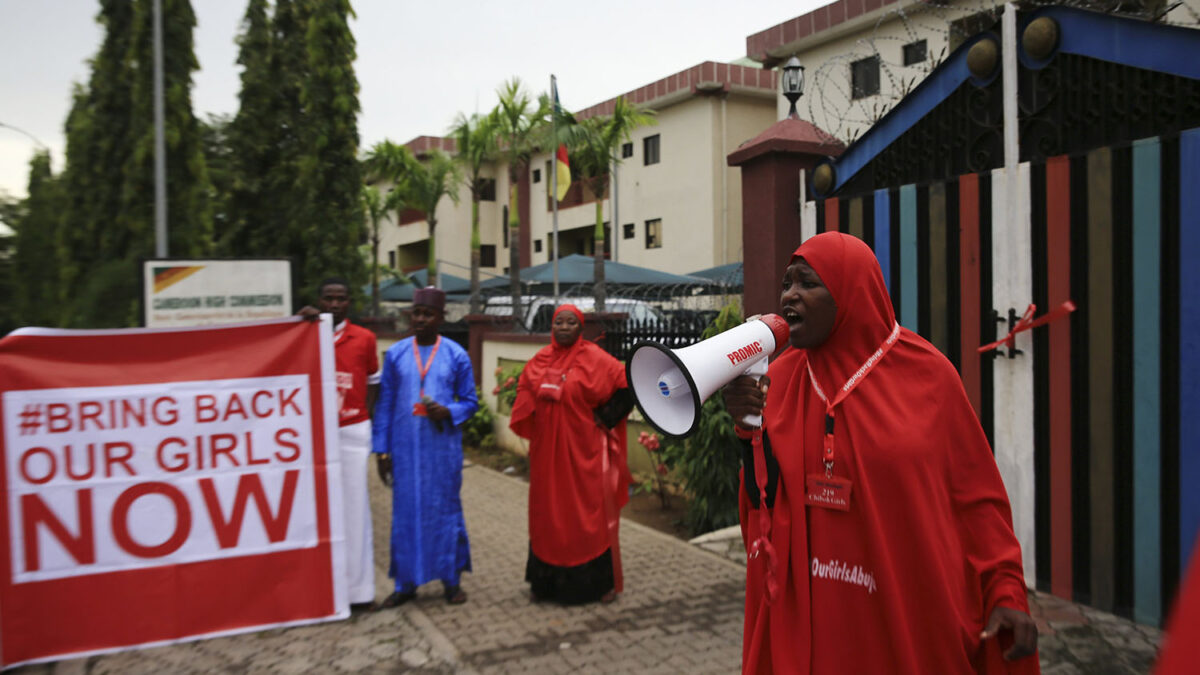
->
[482,295,666,332]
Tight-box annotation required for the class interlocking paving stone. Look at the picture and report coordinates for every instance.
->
[6,462,1171,674]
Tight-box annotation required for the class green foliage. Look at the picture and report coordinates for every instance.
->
[400,150,461,286]
[449,111,498,314]
[664,301,746,535]
[492,363,524,413]
[492,79,550,316]
[54,0,211,328]
[58,0,135,327]
[221,0,274,255]
[297,0,364,305]
[561,97,655,312]
[13,151,62,328]
[462,388,497,451]
[201,114,234,251]
[0,196,20,335]
[632,431,684,510]
[123,0,213,259]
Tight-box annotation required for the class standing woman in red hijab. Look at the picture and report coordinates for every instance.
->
[724,232,1039,674]
[509,304,635,604]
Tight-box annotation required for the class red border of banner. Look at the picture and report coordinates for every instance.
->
[0,320,335,665]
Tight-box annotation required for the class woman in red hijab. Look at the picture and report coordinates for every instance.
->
[509,304,634,604]
[725,232,1039,674]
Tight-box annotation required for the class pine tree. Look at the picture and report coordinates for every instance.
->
[297,0,363,303]
[13,151,62,327]
[58,0,135,327]
[58,0,211,327]
[222,0,272,255]
[261,0,309,287]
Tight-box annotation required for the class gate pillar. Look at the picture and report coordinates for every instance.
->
[727,119,843,317]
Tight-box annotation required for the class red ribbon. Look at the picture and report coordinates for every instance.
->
[977,301,1076,354]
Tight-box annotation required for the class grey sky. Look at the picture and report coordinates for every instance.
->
[0,0,821,202]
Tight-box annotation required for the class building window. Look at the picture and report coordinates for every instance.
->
[623,223,635,239]
[645,218,662,249]
[903,40,927,66]
[388,251,396,269]
[478,178,496,201]
[502,206,509,247]
[622,142,633,159]
[534,239,543,253]
[643,134,661,166]
[480,244,496,268]
[851,56,880,99]
[532,168,541,183]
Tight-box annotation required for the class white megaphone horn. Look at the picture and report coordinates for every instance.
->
[626,314,790,438]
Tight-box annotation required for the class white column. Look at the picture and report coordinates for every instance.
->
[990,163,1036,588]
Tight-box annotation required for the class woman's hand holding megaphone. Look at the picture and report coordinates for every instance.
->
[723,374,770,430]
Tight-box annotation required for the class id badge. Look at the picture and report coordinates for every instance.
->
[412,402,428,417]
[805,474,853,511]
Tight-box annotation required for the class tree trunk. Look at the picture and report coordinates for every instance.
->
[469,195,481,314]
[371,229,380,317]
[427,215,438,289]
[508,173,522,330]
[593,180,607,312]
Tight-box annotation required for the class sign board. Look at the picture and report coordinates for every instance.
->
[0,317,346,667]
[143,259,292,328]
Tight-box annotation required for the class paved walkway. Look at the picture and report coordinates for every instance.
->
[17,465,1164,674]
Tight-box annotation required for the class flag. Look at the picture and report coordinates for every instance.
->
[555,144,571,201]
[552,76,570,202]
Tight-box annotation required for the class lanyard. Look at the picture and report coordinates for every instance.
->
[412,336,442,397]
[807,322,901,477]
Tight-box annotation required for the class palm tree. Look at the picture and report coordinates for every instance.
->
[400,150,461,288]
[492,78,550,327]
[450,110,499,314]
[362,140,416,309]
[564,97,655,311]
[361,185,388,317]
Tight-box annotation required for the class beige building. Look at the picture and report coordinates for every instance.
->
[375,61,777,283]
[379,0,1200,286]
[747,0,1200,146]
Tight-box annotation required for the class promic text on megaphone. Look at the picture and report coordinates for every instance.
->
[626,314,789,438]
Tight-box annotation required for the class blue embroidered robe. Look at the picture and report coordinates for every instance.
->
[372,336,477,589]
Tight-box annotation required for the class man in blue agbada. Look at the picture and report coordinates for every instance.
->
[373,287,477,607]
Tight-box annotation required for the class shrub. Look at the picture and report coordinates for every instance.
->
[663,301,745,535]
[492,363,523,413]
[462,387,496,450]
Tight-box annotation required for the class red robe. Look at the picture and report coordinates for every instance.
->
[510,337,630,583]
[741,232,1038,674]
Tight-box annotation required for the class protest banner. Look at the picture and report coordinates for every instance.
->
[0,317,346,667]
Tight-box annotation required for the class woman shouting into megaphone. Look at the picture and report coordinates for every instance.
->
[722,232,1039,675]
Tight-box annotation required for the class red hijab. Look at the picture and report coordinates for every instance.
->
[743,232,1033,674]
[514,304,586,395]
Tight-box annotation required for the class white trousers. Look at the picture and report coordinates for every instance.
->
[340,420,375,604]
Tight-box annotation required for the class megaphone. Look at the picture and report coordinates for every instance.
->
[626,314,790,438]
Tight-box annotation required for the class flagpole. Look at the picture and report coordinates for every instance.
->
[551,74,560,301]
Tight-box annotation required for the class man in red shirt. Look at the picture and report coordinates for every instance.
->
[309,278,381,609]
